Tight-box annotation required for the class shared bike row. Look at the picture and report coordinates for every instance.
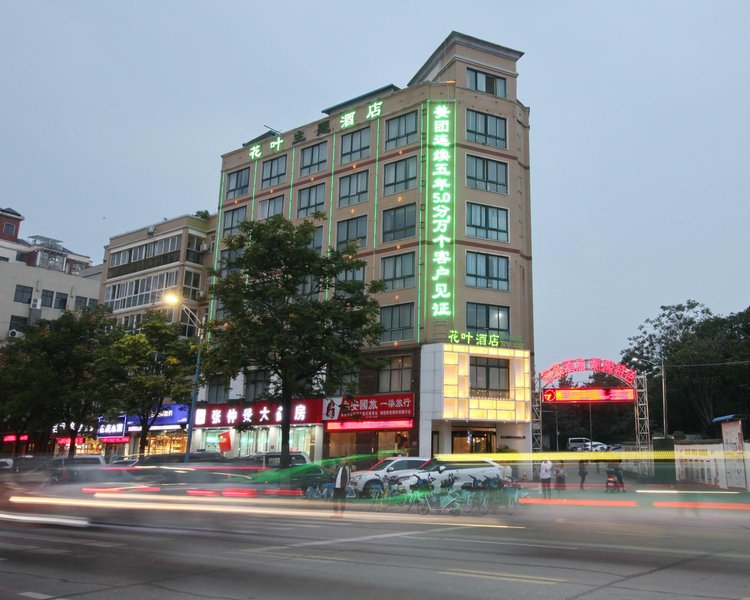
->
[305,473,530,516]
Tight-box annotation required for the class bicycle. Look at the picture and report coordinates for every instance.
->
[416,473,463,516]
[305,482,334,500]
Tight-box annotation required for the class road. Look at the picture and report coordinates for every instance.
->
[1,489,749,600]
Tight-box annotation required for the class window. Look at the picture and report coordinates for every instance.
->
[470,357,510,398]
[336,215,367,250]
[226,168,250,199]
[340,127,370,164]
[88,298,98,309]
[378,356,412,392]
[41,289,54,308]
[297,183,326,218]
[383,156,417,196]
[54,292,68,310]
[223,206,247,238]
[245,370,269,402]
[310,226,323,254]
[466,109,507,148]
[466,155,508,194]
[3,223,15,236]
[219,248,242,277]
[467,68,506,98]
[261,155,287,188]
[300,141,328,176]
[335,266,365,297]
[9,315,28,330]
[258,195,284,220]
[183,270,201,300]
[207,381,230,404]
[466,202,508,242]
[338,171,368,207]
[385,111,418,150]
[382,203,416,242]
[14,285,33,304]
[74,296,88,309]
[382,252,415,291]
[466,252,509,291]
[381,303,414,342]
[466,302,510,336]
[104,271,178,311]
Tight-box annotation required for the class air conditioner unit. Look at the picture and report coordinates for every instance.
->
[199,243,209,252]
[8,329,24,338]
[30,297,41,309]
[146,224,156,235]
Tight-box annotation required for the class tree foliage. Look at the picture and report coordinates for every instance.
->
[622,301,750,435]
[97,312,197,456]
[204,215,384,467]
[0,307,118,456]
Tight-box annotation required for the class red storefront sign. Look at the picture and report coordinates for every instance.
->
[322,392,414,421]
[2,434,29,443]
[194,392,415,428]
[194,398,323,428]
[542,388,636,403]
[56,437,85,445]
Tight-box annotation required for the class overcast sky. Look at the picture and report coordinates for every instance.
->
[2,0,748,372]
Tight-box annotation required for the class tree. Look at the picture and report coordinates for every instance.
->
[0,307,118,457]
[204,215,384,467]
[97,312,197,457]
[621,301,750,435]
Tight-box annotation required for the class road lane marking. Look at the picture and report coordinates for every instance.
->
[403,535,578,550]
[19,593,54,600]
[446,568,565,585]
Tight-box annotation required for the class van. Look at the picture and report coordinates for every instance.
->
[566,437,591,451]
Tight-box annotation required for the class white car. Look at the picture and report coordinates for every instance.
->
[399,458,506,493]
[579,441,608,452]
[350,456,429,497]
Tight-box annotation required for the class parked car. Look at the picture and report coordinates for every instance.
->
[566,437,592,451]
[250,463,334,492]
[350,456,430,497]
[232,452,310,469]
[0,456,13,470]
[579,441,608,452]
[399,458,505,492]
[131,452,227,466]
[607,443,623,451]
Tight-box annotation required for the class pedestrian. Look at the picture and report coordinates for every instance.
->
[332,460,351,516]
[554,462,566,496]
[503,463,513,484]
[578,459,588,490]
[539,459,553,499]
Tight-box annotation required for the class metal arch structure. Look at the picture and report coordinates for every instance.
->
[536,357,653,478]
[635,373,652,477]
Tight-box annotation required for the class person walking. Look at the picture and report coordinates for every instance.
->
[539,459,553,499]
[332,460,351,516]
[578,459,588,490]
[554,462,567,496]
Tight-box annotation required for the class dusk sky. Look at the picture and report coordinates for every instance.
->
[2,0,748,373]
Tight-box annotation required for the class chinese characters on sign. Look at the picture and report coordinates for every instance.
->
[193,393,415,428]
[246,101,385,161]
[447,329,525,349]
[430,104,454,318]
[542,388,636,403]
[322,393,414,421]
[539,358,637,386]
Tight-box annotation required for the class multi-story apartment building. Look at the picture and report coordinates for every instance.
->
[0,207,100,339]
[192,32,534,462]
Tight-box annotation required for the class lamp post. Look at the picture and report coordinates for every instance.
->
[164,294,203,462]
[632,357,668,437]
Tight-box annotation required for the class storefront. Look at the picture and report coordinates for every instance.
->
[124,404,189,456]
[192,398,324,460]
[323,392,416,466]
[420,342,533,457]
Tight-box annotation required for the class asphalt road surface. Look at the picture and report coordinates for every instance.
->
[1,491,748,600]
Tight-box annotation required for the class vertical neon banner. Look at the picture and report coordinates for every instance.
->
[428,102,455,320]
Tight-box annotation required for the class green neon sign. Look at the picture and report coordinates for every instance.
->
[447,329,525,350]
[429,104,454,318]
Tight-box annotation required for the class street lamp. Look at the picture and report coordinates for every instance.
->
[632,356,668,436]
[164,293,204,462]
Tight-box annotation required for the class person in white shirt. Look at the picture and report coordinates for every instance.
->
[539,459,553,499]
[333,460,351,515]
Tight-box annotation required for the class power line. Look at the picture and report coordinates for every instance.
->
[667,360,750,368]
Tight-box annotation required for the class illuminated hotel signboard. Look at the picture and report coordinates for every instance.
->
[429,103,455,319]
[542,388,636,404]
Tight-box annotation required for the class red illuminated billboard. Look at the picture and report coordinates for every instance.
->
[542,388,636,403]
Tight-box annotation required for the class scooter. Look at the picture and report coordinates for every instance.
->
[605,466,625,492]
